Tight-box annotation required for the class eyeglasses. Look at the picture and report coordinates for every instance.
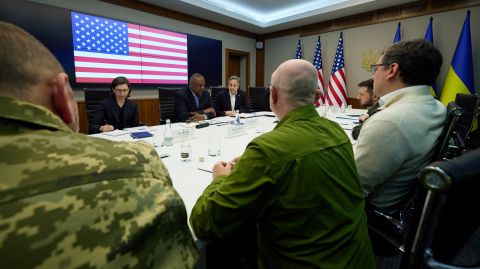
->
[114,88,129,93]
[371,63,389,75]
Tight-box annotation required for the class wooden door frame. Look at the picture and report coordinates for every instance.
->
[225,48,250,88]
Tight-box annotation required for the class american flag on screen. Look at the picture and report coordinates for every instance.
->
[326,32,347,107]
[312,36,325,106]
[71,11,188,84]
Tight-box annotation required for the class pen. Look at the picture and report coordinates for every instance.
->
[198,168,212,173]
[335,116,357,120]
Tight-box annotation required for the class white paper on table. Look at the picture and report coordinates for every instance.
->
[102,129,130,136]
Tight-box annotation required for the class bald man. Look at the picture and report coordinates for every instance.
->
[0,22,198,268]
[190,59,375,269]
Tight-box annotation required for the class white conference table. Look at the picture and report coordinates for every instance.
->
[90,107,366,238]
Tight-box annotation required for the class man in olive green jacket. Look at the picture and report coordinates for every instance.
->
[0,22,198,268]
[190,59,375,269]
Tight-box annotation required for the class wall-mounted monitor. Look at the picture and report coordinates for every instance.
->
[71,12,188,84]
[0,0,222,88]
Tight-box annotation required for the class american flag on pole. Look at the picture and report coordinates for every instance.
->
[295,39,302,59]
[326,32,347,107]
[71,11,188,84]
[312,36,325,106]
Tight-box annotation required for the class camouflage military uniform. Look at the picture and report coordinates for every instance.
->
[0,96,199,268]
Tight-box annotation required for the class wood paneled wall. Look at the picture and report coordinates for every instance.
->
[77,98,160,134]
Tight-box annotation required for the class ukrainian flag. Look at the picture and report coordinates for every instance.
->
[424,17,437,97]
[440,11,475,105]
[393,22,401,43]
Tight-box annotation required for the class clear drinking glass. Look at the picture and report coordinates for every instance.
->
[180,129,191,161]
[208,139,221,156]
[153,133,164,147]
[180,141,191,162]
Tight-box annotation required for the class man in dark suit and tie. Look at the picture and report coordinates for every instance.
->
[214,75,250,116]
[174,73,216,122]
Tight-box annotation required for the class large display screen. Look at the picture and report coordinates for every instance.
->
[0,0,222,88]
[71,12,188,84]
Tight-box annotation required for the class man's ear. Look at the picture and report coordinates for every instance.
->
[386,63,400,81]
[51,73,73,125]
[270,86,278,105]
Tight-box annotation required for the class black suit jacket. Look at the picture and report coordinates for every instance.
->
[90,96,139,134]
[351,102,381,140]
[214,90,250,116]
[174,88,214,122]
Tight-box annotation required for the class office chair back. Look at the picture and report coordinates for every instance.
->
[454,93,480,143]
[158,87,182,124]
[211,86,228,107]
[406,148,480,269]
[248,86,268,111]
[84,88,111,125]
[435,102,464,161]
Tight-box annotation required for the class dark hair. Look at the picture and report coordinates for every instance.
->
[382,39,442,86]
[189,73,204,84]
[357,79,374,95]
[110,76,131,97]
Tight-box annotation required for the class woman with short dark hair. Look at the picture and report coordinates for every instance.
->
[90,76,140,133]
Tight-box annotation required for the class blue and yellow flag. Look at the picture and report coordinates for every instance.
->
[393,22,401,43]
[440,11,475,105]
[424,17,437,97]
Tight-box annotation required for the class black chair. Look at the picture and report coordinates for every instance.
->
[435,102,465,161]
[263,87,271,111]
[405,148,480,269]
[158,87,182,124]
[83,88,111,129]
[367,186,425,259]
[210,86,228,107]
[454,93,480,145]
[248,86,268,111]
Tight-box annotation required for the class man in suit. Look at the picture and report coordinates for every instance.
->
[0,22,199,268]
[214,75,250,116]
[351,79,380,140]
[174,73,216,122]
[355,39,446,214]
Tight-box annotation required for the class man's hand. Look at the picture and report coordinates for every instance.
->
[229,156,241,169]
[188,112,206,122]
[204,107,216,116]
[100,124,114,132]
[225,110,236,116]
[359,114,369,122]
[212,161,233,179]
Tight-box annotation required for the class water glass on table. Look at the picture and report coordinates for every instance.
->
[208,139,221,156]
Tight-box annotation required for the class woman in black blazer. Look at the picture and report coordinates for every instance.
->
[90,76,140,133]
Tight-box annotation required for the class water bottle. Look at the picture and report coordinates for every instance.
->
[235,110,241,125]
[164,119,173,146]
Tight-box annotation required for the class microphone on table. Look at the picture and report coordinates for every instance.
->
[195,122,210,129]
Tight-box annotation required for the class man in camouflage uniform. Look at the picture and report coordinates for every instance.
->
[0,22,199,268]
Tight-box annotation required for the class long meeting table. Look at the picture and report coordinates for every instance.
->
[90,107,366,239]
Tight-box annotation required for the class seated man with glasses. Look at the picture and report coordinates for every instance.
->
[90,76,141,133]
[355,39,446,214]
